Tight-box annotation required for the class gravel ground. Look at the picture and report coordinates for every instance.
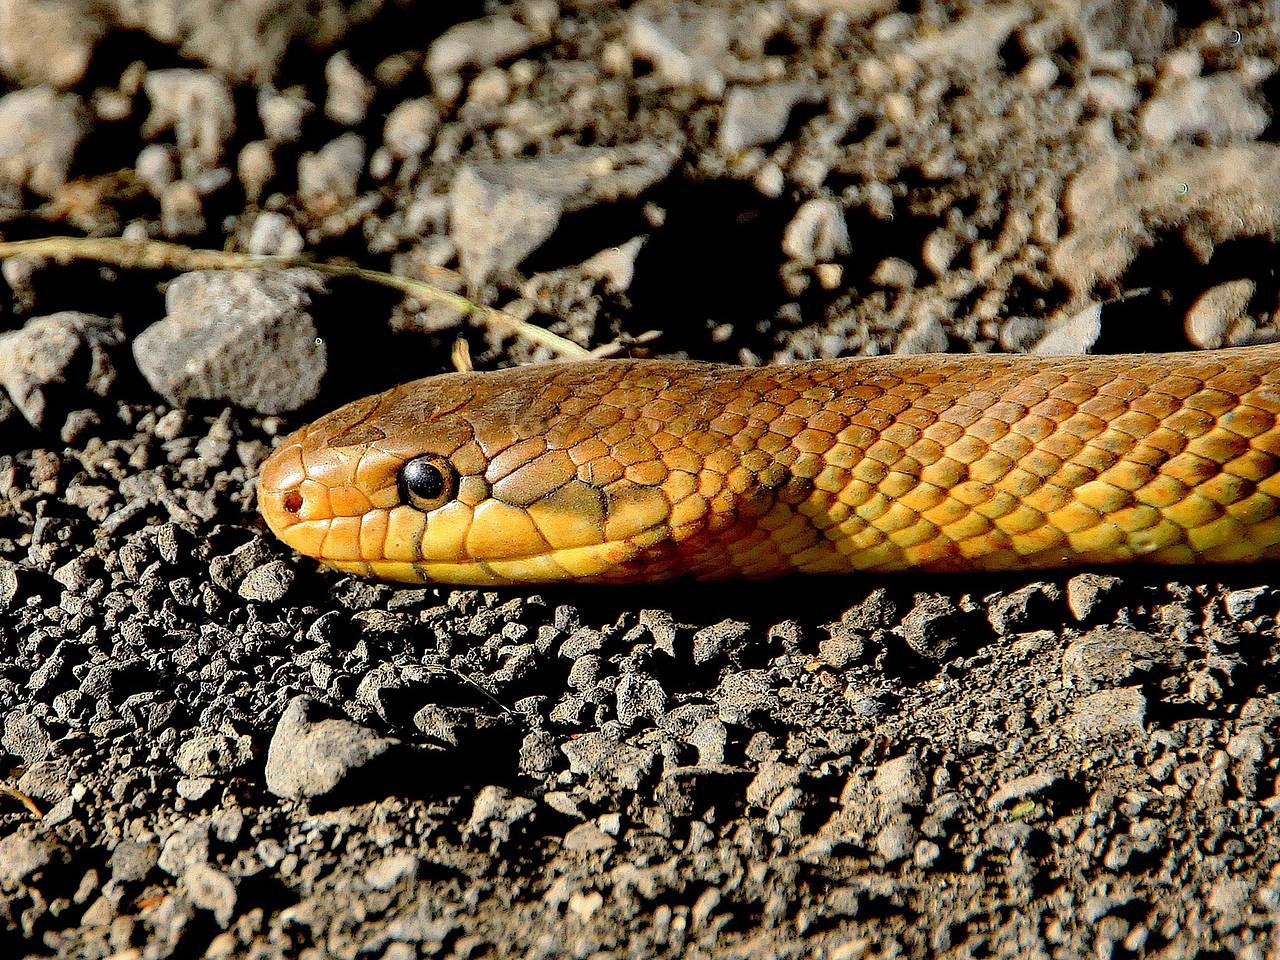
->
[2,1,1280,957]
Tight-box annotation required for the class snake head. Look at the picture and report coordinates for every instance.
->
[257,363,684,586]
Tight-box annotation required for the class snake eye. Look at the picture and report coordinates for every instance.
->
[399,455,456,511]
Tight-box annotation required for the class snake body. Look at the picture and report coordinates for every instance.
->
[258,349,1280,585]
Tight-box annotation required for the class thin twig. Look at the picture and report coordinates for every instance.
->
[425,664,514,716]
[590,329,663,358]
[451,337,474,373]
[0,783,42,818]
[0,236,591,360]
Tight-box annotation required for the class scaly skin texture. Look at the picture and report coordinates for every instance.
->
[257,350,1280,585]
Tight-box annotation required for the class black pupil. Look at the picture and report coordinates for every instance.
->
[404,459,446,500]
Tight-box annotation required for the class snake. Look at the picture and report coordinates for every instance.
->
[257,348,1280,586]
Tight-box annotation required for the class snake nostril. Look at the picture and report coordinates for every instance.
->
[282,491,303,515]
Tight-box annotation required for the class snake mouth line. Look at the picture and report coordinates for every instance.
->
[319,535,654,586]
[264,503,672,580]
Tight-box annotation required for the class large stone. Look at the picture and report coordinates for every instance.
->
[264,696,398,801]
[450,145,677,287]
[0,311,121,429]
[132,270,326,415]
[0,86,88,195]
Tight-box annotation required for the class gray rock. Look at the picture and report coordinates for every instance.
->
[896,594,975,661]
[1141,73,1269,146]
[0,86,88,195]
[160,179,205,237]
[1225,586,1270,620]
[16,759,69,804]
[142,69,235,171]
[900,4,1031,69]
[566,655,603,693]
[746,761,802,809]
[413,704,467,747]
[561,725,657,791]
[237,139,274,203]
[383,98,440,160]
[41,795,75,825]
[450,146,678,287]
[873,257,918,290]
[0,312,123,430]
[614,673,667,727]
[158,821,210,876]
[692,619,751,665]
[818,625,866,669]
[0,833,53,884]
[687,718,728,765]
[638,609,679,656]
[555,624,604,660]
[841,588,899,631]
[145,891,196,954]
[175,732,252,777]
[210,809,243,844]
[1077,0,1174,61]
[781,198,850,265]
[111,0,368,84]
[298,132,365,209]
[450,165,564,288]
[987,582,1062,636]
[719,83,809,153]
[716,670,779,725]
[844,691,896,721]
[39,796,72,826]
[1068,687,1147,740]
[1208,877,1252,919]
[135,143,178,196]
[80,896,114,927]
[426,16,539,76]
[874,817,917,863]
[247,210,305,257]
[626,10,729,95]
[1062,628,1163,689]
[517,730,557,775]
[0,319,73,428]
[52,553,97,592]
[133,269,326,414]
[1227,728,1268,798]
[364,853,419,891]
[3,709,52,763]
[182,863,236,926]
[894,312,948,355]
[987,820,1033,851]
[873,755,927,808]
[0,0,105,88]
[237,560,296,603]
[989,771,1060,809]
[257,85,311,142]
[264,696,398,801]
[562,822,615,854]
[463,785,537,850]
[1030,302,1102,355]
[1185,279,1256,349]
[914,839,942,868]
[209,537,274,593]
[1065,573,1123,622]
[324,51,374,126]
[176,777,213,801]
